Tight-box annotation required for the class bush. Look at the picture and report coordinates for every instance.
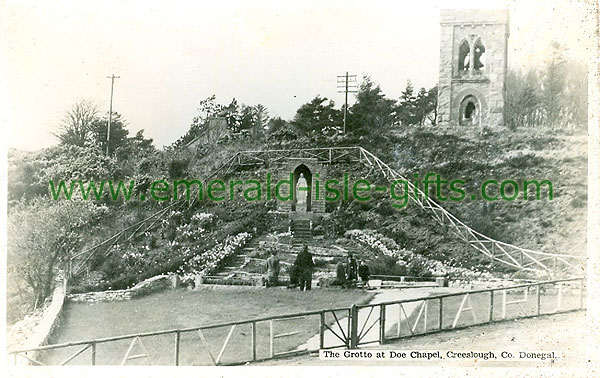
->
[406,258,432,277]
[367,256,407,276]
[168,159,190,179]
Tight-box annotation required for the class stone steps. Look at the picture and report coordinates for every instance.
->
[291,219,312,242]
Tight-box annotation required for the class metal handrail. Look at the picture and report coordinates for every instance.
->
[351,276,586,347]
[355,277,584,309]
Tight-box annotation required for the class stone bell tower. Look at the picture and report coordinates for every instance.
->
[437,9,509,127]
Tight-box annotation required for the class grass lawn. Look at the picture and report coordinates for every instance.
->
[42,287,372,366]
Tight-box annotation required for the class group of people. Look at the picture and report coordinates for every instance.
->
[265,246,370,290]
[334,252,370,289]
[265,245,314,290]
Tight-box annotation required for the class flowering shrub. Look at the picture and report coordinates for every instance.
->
[177,232,252,281]
[345,229,492,280]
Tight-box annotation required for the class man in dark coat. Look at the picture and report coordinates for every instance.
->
[358,260,370,288]
[346,253,358,288]
[295,245,314,291]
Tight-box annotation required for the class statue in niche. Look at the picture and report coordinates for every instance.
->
[296,173,308,212]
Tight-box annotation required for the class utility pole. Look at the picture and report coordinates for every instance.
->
[337,72,357,134]
[106,74,120,156]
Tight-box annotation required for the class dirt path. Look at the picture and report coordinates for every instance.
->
[255,311,587,367]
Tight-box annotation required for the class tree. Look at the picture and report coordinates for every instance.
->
[506,42,586,131]
[562,59,588,130]
[218,98,241,132]
[267,117,288,134]
[90,112,129,155]
[413,86,438,126]
[254,104,270,134]
[113,129,156,178]
[425,85,438,126]
[395,81,418,126]
[54,100,99,146]
[348,76,395,132]
[293,96,341,134]
[7,149,50,204]
[38,142,115,185]
[541,41,567,128]
[239,104,258,133]
[8,199,107,308]
[173,95,224,147]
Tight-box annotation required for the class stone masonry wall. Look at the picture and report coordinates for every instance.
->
[437,9,509,128]
[67,274,173,303]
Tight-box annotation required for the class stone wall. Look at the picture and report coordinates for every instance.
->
[67,274,173,303]
[8,278,67,365]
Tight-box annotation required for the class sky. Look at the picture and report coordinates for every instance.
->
[1,0,595,151]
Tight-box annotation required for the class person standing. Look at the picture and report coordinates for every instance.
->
[358,260,370,288]
[266,250,281,287]
[346,253,358,288]
[335,259,347,289]
[295,245,314,291]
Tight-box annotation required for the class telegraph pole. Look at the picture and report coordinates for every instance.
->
[106,74,120,156]
[337,72,357,134]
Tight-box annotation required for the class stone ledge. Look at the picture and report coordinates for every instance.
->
[67,274,172,303]
[8,278,67,365]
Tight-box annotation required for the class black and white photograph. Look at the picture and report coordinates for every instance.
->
[2,0,599,377]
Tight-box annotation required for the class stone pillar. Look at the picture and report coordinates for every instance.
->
[194,274,204,288]
[469,36,475,74]
[171,275,181,289]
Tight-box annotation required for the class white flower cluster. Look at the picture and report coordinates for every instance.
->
[176,223,206,241]
[345,229,411,259]
[177,232,252,280]
[191,212,214,223]
[121,245,146,264]
[345,229,492,280]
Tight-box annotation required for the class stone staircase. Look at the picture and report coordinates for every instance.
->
[203,214,372,286]
[291,219,312,243]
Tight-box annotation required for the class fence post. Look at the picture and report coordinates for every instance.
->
[269,320,274,358]
[556,284,563,312]
[174,331,180,366]
[397,304,402,338]
[349,305,358,349]
[438,297,443,330]
[91,342,96,365]
[379,304,386,345]
[251,321,257,361]
[537,284,542,315]
[488,290,494,323]
[501,289,507,319]
[579,278,585,310]
[346,308,352,348]
[319,312,325,349]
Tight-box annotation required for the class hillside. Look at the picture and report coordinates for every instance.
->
[7,125,587,323]
[80,126,588,285]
